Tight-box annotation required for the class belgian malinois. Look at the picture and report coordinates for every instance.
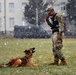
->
[0,47,38,67]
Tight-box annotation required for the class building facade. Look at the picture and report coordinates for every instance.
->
[0,0,28,35]
[0,0,68,35]
[53,0,68,16]
[44,0,68,16]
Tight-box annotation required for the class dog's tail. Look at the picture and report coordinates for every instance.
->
[0,63,9,68]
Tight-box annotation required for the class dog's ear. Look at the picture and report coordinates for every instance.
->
[31,47,35,53]
[24,50,28,53]
[32,47,35,50]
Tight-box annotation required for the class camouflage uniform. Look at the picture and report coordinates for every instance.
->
[46,7,67,65]
[52,14,64,63]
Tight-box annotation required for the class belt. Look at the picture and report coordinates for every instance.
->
[52,28,59,33]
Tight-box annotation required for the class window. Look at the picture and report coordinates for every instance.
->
[61,6,65,10]
[22,2,26,12]
[9,18,15,27]
[9,3,14,13]
[0,18,2,27]
[0,3,1,12]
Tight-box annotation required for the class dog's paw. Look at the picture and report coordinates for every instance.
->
[33,64,39,66]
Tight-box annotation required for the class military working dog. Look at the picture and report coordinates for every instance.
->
[0,47,38,67]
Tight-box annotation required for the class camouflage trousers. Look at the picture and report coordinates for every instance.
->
[52,32,64,62]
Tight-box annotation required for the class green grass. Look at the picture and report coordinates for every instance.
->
[0,38,76,75]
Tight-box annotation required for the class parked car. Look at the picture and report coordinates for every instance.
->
[14,25,51,38]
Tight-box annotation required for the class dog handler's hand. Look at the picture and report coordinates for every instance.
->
[57,32,62,40]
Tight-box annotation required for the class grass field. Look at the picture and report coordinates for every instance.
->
[0,38,76,75]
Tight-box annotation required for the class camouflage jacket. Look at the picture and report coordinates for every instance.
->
[46,13,64,33]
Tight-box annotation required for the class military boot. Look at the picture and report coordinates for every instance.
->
[0,65,2,68]
[60,58,67,65]
[49,61,59,65]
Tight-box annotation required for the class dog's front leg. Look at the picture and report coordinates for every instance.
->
[31,63,39,66]
[27,62,39,67]
[28,59,39,67]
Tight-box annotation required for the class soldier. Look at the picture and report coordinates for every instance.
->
[45,7,67,65]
